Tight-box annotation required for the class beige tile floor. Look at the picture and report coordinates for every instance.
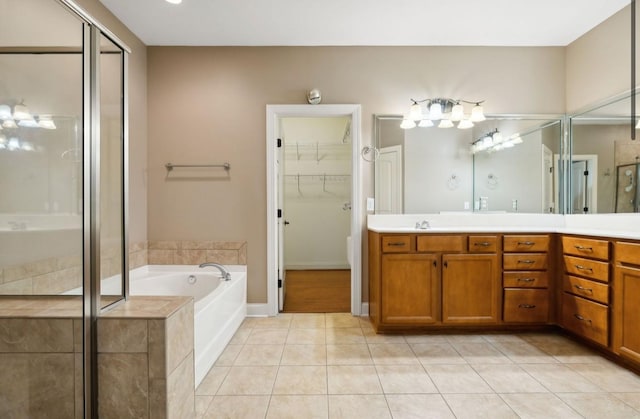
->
[195,313,640,418]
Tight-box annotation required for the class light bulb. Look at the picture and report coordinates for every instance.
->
[8,137,20,150]
[457,119,474,129]
[418,119,434,128]
[2,119,17,129]
[438,119,454,128]
[450,103,464,121]
[492,131,503,143]
[400,118,416,129]
[0,105,11,120]
[18,118,39,128]
[38,116,56,129]
[12,103,31,120]
[409,103,423,121]
[470,104,486,122]
[429,102,443,120]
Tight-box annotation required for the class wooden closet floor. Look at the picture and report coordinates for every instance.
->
[282,269,350,313]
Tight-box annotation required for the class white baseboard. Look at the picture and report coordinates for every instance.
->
[247,303,270,317]
[360,302,369,317]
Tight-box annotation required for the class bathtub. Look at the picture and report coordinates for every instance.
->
[129,265,247,386]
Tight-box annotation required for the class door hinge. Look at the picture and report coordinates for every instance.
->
[584,170,589,176]
[278,279,282,288]
[277,138,282,148]
[277,209,282,218]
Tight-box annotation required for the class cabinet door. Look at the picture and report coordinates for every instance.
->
[442,254,499,324]
[381,253,439,325]
[614,265,640,364]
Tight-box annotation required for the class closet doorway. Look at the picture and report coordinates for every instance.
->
[280,117,352,312]
[266,105,362,317]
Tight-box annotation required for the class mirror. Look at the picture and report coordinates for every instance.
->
[570,93,640,213]
[374,115,564,214]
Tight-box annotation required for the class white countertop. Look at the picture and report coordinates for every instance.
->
[368,213,640,241]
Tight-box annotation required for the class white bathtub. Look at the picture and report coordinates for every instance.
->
[129,265,247,387]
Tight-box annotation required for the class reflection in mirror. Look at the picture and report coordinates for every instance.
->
[374,115,563,214]
[570,93,640,213]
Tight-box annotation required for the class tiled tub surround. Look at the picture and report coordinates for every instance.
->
[147,240,247,266]
[0,240,245,296]
[0,296,195,419]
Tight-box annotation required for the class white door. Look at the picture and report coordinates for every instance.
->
[276,133,286,311]
[572,160,588,213]
[376,145,403,214]
[542,145,554,213]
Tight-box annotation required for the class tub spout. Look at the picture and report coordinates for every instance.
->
[198,262,231,281]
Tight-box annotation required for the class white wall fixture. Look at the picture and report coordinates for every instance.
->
[401,98,485,130]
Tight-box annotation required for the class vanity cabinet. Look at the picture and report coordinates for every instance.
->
[369,232,500,331]
[560,236,610,347]
[502,235,550,323]
[613,241,640,366]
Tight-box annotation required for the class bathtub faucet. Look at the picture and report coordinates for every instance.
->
[198,262,231,281]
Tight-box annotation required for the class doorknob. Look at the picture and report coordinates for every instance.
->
[284,220,290,225]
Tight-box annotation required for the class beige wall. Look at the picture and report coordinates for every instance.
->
[75,0,148,244]
[566,5,637,113]
[147,46,565,303]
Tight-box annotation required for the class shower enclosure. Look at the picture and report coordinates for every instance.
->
[0,0,128,417]
[616,163,640,213]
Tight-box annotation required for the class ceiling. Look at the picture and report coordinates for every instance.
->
[98,0,630,47]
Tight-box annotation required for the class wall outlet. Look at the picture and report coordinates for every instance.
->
[464,201,470,210]
[366,197,375,211]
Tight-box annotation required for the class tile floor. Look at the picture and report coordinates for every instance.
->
[195,313,640,418]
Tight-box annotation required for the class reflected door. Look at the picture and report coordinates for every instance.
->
[572,160,589,213]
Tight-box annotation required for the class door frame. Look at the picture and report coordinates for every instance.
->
[266,104,362,316]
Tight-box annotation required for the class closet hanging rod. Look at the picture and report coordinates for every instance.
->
[165,162,230,171]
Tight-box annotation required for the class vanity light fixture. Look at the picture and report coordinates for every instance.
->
[165,0,182,4]
[0,102,57,131]
[470,129,522,154]
[401,98,485,130]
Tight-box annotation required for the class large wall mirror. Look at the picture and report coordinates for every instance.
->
[374,115,564,214]
[570,93,640,213]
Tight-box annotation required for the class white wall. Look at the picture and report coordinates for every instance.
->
[404,128,474,213]
[282,117,351,269]
[474,131,543,213]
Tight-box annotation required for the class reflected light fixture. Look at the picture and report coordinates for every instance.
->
[165,0,182,4]
[0,101,57,132]
[470,129,521,154]
[401,98,485,130]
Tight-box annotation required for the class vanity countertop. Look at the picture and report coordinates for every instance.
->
[368,213,640,241]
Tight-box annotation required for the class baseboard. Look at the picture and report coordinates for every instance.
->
[285,265,351,270]
[360,302,369,317]
[246,303,270,317]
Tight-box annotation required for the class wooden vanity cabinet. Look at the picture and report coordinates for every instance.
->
[613,241,640,366]
[369,232,499,331]
[502,235,550,324]
[560,236,611,347]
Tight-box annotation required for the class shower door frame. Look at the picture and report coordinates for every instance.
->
[59,1,131,417]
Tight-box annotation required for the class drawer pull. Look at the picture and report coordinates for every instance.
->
[474,242,491,247]
[518,260,536,264]
[386,242,406,247]
[574,264,594,273]
[573,313,592,324]
[517,277,536,282]
[518,304,537,309]
[574,284,593,294]
[517,241,535,246]
[574,245,593,252]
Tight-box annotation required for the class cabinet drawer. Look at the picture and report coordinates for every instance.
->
[381,236,412,253]
[503,271,549,288]
[417,235,465,253]
[503,235,549,252]
[503,253,548,270]
[468,236,498,253]
[615,241,640,266]
[563,255,609,282]
[563,275,609,305]
[503,289,549,323]
[562,236,609,261]
[562,293,608,347]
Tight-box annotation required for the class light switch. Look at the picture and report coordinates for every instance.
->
[366,197,375,211]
